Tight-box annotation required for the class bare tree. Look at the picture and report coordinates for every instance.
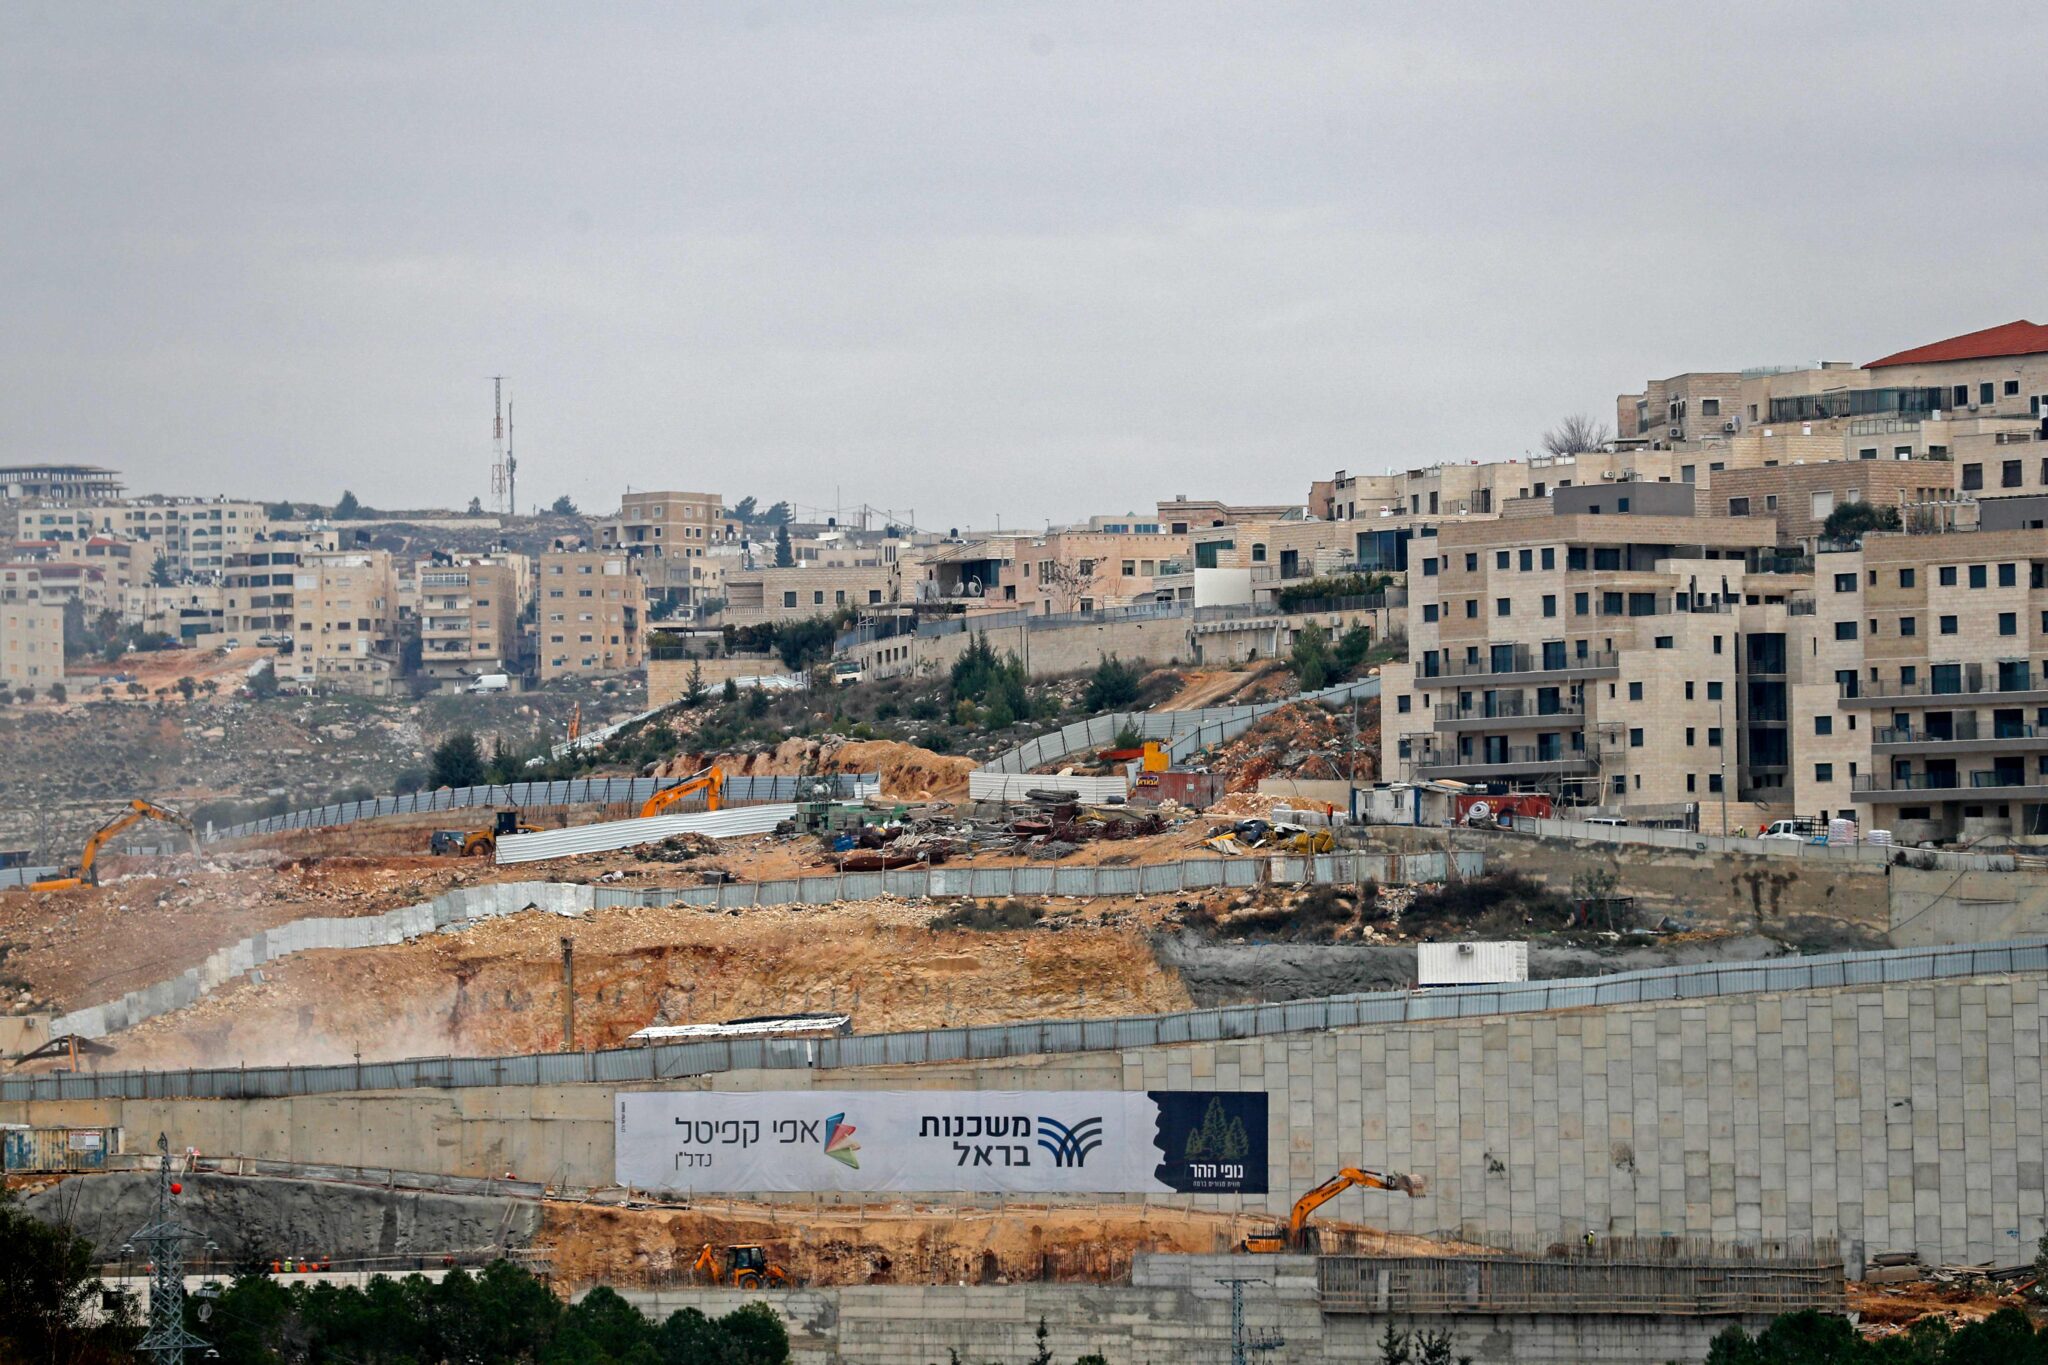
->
[1036,556,1105,614]
[1542,413,1613,457]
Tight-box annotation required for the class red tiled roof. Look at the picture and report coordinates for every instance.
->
[1865,320,2048,369]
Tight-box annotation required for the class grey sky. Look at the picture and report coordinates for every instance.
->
[5,2,2046,530]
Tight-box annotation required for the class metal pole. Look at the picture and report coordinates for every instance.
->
[560,937,576,1053]
[1718,699,1728,838]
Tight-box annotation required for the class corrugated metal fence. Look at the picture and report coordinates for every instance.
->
[12,935,2043,1105]
[1516,817,2022,872]
[981,676,1380,775]
[0,866,58,889]
[206,774,879,844]
[967,772,1130,802]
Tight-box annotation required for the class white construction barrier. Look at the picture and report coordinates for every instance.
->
[493,804,800,865]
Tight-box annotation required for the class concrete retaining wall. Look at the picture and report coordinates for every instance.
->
[608,1254,1759,1364]
[12,966,2046,1267]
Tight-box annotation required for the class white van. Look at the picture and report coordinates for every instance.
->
[466,672,511,694]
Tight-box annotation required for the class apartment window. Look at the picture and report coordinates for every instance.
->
[1858,447,1877,461]
[1251,544,1266,562]
[783,591,797,608]
[1496,598,1510,617]
[1900,616,1917,637]
[2001,562,2018,587]
[1464,599,1478,619]
[1962,464,1984,491]
[2006,461,2025,489]
[1954,384,1970,407]
[1709,773,1724,793]
[1712,635,1723,655]
[1940,566,1957,586]
[1573,592,1588,615]
[1982,382,1996,405]
[1396,694,1411,714]
[1811,491,1834,520]
[1728,497,1750,516]
[1629,727,1644,748]
[1495,550,1510,570]
[1814,715,1833,736]
[1617,497,1630,512]
[812,590,825,605]
[1940,615,1958,635]
[1687,773,1697,792]
[1629,681,1643,701]
[1465,554,1478,572]
[1700,398,1720,416]
[2001,612,2018,636]
[1899,568,1915,588]
[1899,666,1917,686]
[1970,564,1988,589]
[1422,557,1438,577]
[1422,604,1439,623]
[1519,549,1533,571]
[1685,727,1695,746]
[1833,573,1855,593]
[1654,635,1673,649]
[1533,592,1554,619]
[1834,622,1857,641]
[1681,465,1696,483]
[1707,727,1722,747]
[1541,547,1555,570]
[2007,379,2022,397]
[1815,763,1834,783]
[1685,681,1695,699]
[1568,548,1588,570]
[1121,560,1135,575]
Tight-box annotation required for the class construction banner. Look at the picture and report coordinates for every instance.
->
[615,1090,1267,1196]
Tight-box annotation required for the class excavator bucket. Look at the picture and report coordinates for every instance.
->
[1392,1172,1428,1197]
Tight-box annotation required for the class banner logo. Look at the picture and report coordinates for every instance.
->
[823,1113,861,1169]
[1036,1115,1104,1168]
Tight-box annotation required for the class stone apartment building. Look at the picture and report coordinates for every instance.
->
[918,530,1189,614]
[16,498,271,578]
[417,553,527,682]
[538,549,646,679]
[720,564,897,626]
[290,550,399,695]
[0,597,63,693]
[599,489,724,610]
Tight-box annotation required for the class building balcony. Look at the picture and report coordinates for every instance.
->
[1853,770,2048,801]
[1425,649,1619,686]
[1432,700,1587,733]
[1412,744,1600,781]
[1840,669,2048,708]
[1874,721,2048,754]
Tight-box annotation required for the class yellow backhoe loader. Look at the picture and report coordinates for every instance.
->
[31,799,197,893]
[1239,1166,1429,1253]
[640,765,724,818]
[690,1242,792,1289]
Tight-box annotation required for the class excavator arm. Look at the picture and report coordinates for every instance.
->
[1286,1166,1428,1241]
[34,800,196,892]
[641,765,724,818]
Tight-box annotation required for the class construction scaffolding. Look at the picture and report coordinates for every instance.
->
[1317,1238,1846,1318]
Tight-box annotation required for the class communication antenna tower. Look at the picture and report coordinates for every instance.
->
[505,399,518,517]
[489,377,509,513]
[131,1133,211,1362]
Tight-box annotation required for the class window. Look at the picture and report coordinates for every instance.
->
[1519,549,1533,571]
[1422,557,1438,577]
[1464,599,1478,619]
[1250,544,1266,563]
[1858,447,1877,461]
[1688,773,1697,792]
[1833,573,1855,593]
[1573,591,1588,615]
[1899,568,1915,588]
[1728,497,1750,517]
[2000,612,2017,636]
[1654,635,1674,649]
[1628,681,1643,701]
[2001,562,2018,587]
[1617,497,1630,512]
[1542,594,1556,618]
[1464,553,1477,572]
[2007,379,2022,397]
[782,591,797,608]
[1422,604,1439,622]
[1701,398,1721,416]
[1709,773,1723,793]
[1811,491,1834,520]
[813,591,825,605]
[1495,597,1511,617]
[1940,615,1958,635]
[1707,727,1722,747]
[1815,715,1833,735]
[1954,384,1970,407]
[1541,547,1555,570]
[1681,464,1696,482]
[1396,694,1411,714]
[1712,635,1723,655]
[1685,727,1695,746]
[1629,727,1644,748]
[1834,621,1857,640]
[1981,382,1996,406]
[2006,461,2025,489]
[1496,550,1510,570]
[1970,564,1988,589]
[1815,763,1834,783]
[1963,464,1983,491]
[1900,616,1916,637]
[1121,560,1135,576]
[1940,565,1957,586]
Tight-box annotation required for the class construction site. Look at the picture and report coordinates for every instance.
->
[5,665,2047,1363]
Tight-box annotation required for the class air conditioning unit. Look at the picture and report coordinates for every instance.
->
[1669,426,1683,440]
[1601,470,1616,480]
[1722,420,1738,433]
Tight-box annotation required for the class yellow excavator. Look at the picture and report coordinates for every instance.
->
[690,1242,792,1289]
[31,799,198,893]
[1239,1166,1429,1254]
[640,765,724,818]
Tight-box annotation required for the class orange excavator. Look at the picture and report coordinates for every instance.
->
[31,799,198,893]
[640,765,724,818]
[1239,1166,1429,1253]
[691,1243,791,1289]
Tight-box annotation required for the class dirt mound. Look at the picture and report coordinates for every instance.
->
[661,738,974,799]
[1198,700,1376,792]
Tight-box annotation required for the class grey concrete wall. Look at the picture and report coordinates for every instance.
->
[608,1255,1757,1364]
[10,969,2043,1266]
[1889,865,2048,946]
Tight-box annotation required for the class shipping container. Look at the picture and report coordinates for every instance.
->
[1417,941,1530,986]
[1454,792,1553,825]
[1,1125,116,1173]
[1132,770,1227,810]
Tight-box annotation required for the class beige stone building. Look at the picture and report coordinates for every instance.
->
[291,550,399,695]
[720,564,898,626]
[599,490,724,610]
[538,549,646,679]
[16,498,271,578]
[918,530,1190,614]
[0,598,63,692]
[417,554,527,682]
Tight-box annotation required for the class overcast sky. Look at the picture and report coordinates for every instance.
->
[4,2,2046,530]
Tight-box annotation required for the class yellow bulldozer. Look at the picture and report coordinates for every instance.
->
[690,1242,792,1290]
[1239,1166,1429,1254]
[429,809,537,858]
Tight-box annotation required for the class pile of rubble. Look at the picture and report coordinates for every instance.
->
[1193,700,1378,793]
